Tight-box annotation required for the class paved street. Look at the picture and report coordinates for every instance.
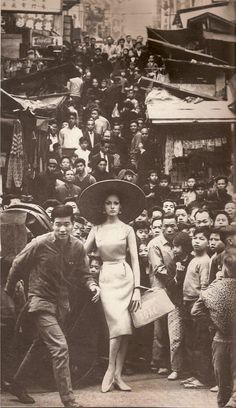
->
[1,373,216,408]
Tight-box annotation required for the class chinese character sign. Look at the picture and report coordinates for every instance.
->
[2,0,62,13]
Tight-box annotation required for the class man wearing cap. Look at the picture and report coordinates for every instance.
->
[5,204,100,407]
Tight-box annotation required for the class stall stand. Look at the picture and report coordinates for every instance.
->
[1,88,68,196]
[144,86,236,192]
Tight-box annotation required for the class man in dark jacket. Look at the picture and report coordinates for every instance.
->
[33,157,59,205]
[83,118,101,151]
[5,205,100,408]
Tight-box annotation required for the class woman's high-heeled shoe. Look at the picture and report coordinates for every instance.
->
[101,371,114,393]
[113,378,131,392]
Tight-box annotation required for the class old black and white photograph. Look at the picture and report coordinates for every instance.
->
[1,0,236,407]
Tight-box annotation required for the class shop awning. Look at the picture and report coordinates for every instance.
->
[146,91,236,123]
[147,37,227,65]
[147,27,196,47]
[12,93,68,116]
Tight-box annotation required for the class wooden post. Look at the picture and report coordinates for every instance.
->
[231,123,236,193]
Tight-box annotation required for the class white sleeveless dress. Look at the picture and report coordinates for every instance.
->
[94,223,134,339]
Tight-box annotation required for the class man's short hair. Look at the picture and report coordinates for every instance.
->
[51,205,73,222]
[194,208,212,219]
[60,155,71,163]
[160,174,171,183]
[48,157,58,165]
[220,225,236,244]
[96,158,107,165]
[91,107,100,115]
[163,213,177,222]
[193,182,206,191]
[148,205,164,219]
[43,199,61,210]
[78,137,87,145]
[133,220,150,232]
[64,168,74,175]
[64,197,77,205]
[193,226,211,240]
[151,216,163,225]
[215,175,228,184]
[68,112,77,120]
[74,158,86,166]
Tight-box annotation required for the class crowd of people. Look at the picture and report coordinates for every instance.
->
[1,34,236,408]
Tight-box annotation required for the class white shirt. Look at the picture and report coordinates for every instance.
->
[67,77,83,97]
[94,116,110,136]
[59,126,83,149]
[74,147,91,168]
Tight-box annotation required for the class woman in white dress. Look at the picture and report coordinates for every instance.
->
[79,180,145,393]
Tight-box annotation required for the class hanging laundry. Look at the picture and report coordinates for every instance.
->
[174,140,183,157]
[6,119,24,189]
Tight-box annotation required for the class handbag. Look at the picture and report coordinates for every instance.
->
[130,286,175,329]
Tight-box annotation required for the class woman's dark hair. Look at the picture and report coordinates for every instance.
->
[173,232,192,254]
[93,190,123,225]
[51,205,74,222]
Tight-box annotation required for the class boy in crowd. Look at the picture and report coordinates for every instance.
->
[133,220,150,245]
[142,170,159,209]
[158,174,172,204]
[209,228,225,270]
[183,177,196,206]
[167,232,194,380]
[162,200,176,216]
[182,227,213,389]
[74,137,91,170]
[89,255,102,284]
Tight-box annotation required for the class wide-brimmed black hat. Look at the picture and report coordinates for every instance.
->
[78,179,146,224]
